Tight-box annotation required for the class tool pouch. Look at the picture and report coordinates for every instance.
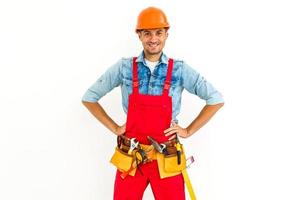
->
[110,147,134,172]
[156,144,187,178]
[164,144,186,173]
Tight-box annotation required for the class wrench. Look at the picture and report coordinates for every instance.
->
[128,138,139,155]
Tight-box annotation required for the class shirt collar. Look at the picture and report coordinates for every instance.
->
[136,51,169,66]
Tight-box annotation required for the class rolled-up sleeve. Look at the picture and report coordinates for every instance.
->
[81,59,122,102]
[181,61,224,105]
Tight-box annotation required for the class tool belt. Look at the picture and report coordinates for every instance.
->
[110,135,186,179]
[118,135,178,157]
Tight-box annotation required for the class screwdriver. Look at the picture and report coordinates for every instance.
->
[175,141,182,165]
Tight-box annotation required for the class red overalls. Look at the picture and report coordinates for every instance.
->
[113,57,185,200]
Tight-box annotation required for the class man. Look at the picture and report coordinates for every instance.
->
[82,7,224,200]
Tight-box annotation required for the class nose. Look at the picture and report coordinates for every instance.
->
[149,33,159,43]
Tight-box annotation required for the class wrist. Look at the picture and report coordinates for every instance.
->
[186,127,192,136]
[112,124,119,135]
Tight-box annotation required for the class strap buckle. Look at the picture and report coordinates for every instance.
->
[163,84,170,90]
[133,81,139,87]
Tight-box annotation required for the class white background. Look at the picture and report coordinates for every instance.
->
[1,0,300,199]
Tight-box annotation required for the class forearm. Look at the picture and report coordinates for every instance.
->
[82,101,118,134]
[186,103,224,136]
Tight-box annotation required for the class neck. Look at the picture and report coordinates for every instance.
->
[143,51,162,62]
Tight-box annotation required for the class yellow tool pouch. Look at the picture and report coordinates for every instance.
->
[164,144,186,173]
[110,147,134,172]
[156,144,187,178]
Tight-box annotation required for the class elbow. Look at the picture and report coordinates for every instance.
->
[81,100,88,107]
[206,102,224,109]
[82,100,92,106]
[216,102,225,109]
[81,100,98,106]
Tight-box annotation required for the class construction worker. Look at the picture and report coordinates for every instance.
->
[82,6,224,200]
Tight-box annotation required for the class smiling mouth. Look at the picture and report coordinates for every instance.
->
[148,43,159,48]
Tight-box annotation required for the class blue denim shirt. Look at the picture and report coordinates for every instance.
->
[82,52,224,122]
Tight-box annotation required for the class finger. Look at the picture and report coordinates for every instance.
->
[165,128,178,134]
[168,134,176,140]
[164,127,176,133]
[165,129,178,136]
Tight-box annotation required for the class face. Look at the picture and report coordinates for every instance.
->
[137,28,168,56]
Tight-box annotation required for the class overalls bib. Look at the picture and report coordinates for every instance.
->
[113,57,186,200]
[125,57,173,144]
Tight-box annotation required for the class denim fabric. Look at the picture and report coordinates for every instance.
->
[82,51,224,122]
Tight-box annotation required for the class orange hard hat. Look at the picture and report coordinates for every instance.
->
[135,7,170,32]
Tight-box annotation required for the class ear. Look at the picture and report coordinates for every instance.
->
[165,28,169,38]
[137,31,142,41]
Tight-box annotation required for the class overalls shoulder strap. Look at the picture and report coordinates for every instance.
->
[132,57,174,96]
[163,58,174,96]
[132,57,139,94]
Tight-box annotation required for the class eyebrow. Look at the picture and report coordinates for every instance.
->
[142,30,164,34]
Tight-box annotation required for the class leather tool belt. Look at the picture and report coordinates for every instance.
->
[118,135,178,157]
[110,135,186,179]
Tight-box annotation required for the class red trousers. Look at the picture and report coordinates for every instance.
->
[113,160,185,200]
